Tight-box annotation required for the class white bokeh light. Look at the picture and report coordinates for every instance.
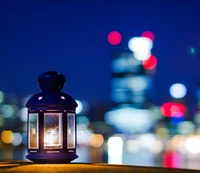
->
[133,51,151,61]
[169,83,187,99]
[128,37,153,61]
[128,37,153,52]
[76,100,83,114]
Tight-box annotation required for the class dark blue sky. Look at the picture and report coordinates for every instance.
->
[1,0,200,110]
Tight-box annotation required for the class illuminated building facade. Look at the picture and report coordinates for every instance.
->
[105,48,156,134]
[110,49,152,109]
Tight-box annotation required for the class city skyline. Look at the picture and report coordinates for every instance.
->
[0,1,200,113]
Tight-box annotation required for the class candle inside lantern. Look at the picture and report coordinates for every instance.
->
[44,113,63,149]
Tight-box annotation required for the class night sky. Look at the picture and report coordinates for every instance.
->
[1,0,200,112]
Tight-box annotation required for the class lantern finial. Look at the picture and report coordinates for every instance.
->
[37,71,66,92]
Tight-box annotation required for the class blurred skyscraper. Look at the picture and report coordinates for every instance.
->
[110,49,152,109]
[105,47,156,134]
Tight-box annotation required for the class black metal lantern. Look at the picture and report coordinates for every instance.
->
[26,71,78,163]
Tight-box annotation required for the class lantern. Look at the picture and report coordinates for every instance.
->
[26,71,78,163]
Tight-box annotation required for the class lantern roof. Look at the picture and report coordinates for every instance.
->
[26,71,77,109]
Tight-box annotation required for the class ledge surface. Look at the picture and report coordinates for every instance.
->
[0,161,199,173]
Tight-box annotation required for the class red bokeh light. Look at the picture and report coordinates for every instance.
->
[163,151,184,168]
[161,102,185,117]
[142,55,157,70]
[141,31,155,42]
[107,31,122,45]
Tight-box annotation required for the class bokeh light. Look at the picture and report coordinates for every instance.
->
[126,139,141,153]
[161,102,185,117]
[0,91,4,104]
[169,83,187,99]
[141,31,155,42]
[108,31,122,45]
[1,130,14,144]
[128,37,153,60]
[128,37,153,53]
[185,136,200,154]
[190,47,195,55]
[108,136,123,164]
[1,104,18,118]
[142,55,157,70]
[177,121,195,135]
[89,134,104,148]
[133,51,151,61]
[19,108,28,122]
[76,100,83,114]
[11,133,22,146]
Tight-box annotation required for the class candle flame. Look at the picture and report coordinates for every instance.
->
[44,127,58,146]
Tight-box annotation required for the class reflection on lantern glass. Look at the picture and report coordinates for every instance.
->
[67,113,75,149]
[44,113,63,149]
[28,113,39,149]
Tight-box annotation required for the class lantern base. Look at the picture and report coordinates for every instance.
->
[26,153,78,163]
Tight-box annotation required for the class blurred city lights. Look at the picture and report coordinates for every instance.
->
[169,83,187,99]
[0,90,4,104]
[151,106,163,120]
[77,116,90,126]
[128,37,153,53]
[163,150,184,168]
[111,76,150,93]
[138,133,163,154]
[105,107,155,133]
[77,124,93,145]
[1,130,14,144]
[194,111,200,124]
[19,108,28,122]
[190,47,195,55]
[185,136,200,154]
[22,133,28,146]
[141,31,155,42]
[133,51,151,61]
[126,139,141,153]
[111,53,141,73]
[89,134,104,148]
[76,100,83,114]
[128,37,153,60]
[108,136,123,164]
[177,121,195,135]
[155,127,169,140]
[11,133,22,146]
[142,55,157,70]
[0,104,18,118]
[108,31,122,45]
[161,102,185,117]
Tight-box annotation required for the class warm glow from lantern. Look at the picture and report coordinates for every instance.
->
[44,113,63,149]
[44,128,58,146]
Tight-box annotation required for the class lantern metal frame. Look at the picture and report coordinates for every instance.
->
[26,71,78,163]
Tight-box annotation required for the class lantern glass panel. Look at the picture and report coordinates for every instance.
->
[67,113,75,149]
[28,113,39,149]
[44,113,63,149]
